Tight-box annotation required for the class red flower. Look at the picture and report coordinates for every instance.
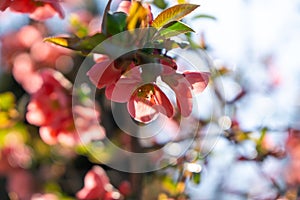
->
[77,166,121,200]
[0,0,64,21]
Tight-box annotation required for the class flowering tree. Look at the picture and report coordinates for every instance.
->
[0,0,297,200]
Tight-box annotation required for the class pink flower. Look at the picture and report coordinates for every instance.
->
[0,0,64,20]
[0,139,32,175]
[88,55,209,122]
[88,48,209,122]
[31,193,59,200]
[285,129,300,185]
[127,83,174,122]
[162,70,210,117]
[26,69,105,146]
[105,67,174,123]
[1,25,73,93]
[7,169,35,200]
[77,166,121,200]
[117,0,131,14]
[87,55,123,90]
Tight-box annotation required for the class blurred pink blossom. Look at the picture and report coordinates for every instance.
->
[7,169,35,200]
[77,166,122,200]
[31,193,59,200]
[285,129,300,186]
[0,0,64,20]
[26,69,105,146]
[1,25,73,93]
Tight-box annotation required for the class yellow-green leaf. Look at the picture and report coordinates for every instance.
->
[156,21,194,39]
[44,37,69,47]
[152,4,199,28]
[69,14,89,38]
[0,92,15,111]
[44,33,106,54]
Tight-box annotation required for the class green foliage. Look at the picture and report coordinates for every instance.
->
[191,172,201,185]
[0,92,19,128]
[69,14,89,38]
[153,0,168,9]
[106,12,127,35]
[0,92,15,111]
[101,0,127,36]
[44,33,106,54]
[156,21,194,39]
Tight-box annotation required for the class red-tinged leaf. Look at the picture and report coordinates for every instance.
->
[152,4,199,28]
[44,33,106,54]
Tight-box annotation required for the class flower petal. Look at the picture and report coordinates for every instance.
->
[117,1,131,14]
[105,67,141,102]
[76,166,110,200]
[0,0,11,11]
[87,59,121,89]
[174,81,193,117]
[152,84,174,118]
[163,73,193,117]
[39,126,58,145]
[184,71,210,94]
[29,4,61,21]
[127,84,174,123]
[127,97,158,123]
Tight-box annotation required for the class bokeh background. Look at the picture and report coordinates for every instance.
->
[1,0,300,199]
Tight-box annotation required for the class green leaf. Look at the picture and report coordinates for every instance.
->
[106,12,127,35]
[191,172,201,185]
[193,14,217,21]
[69,14,89,38]
[152,3,199,28]
[153,0,168,9]
[44,33,107,54]
[0,92,15,111]
[157,21,194,39]
[153,39,189,51]
[101,0,113,36]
